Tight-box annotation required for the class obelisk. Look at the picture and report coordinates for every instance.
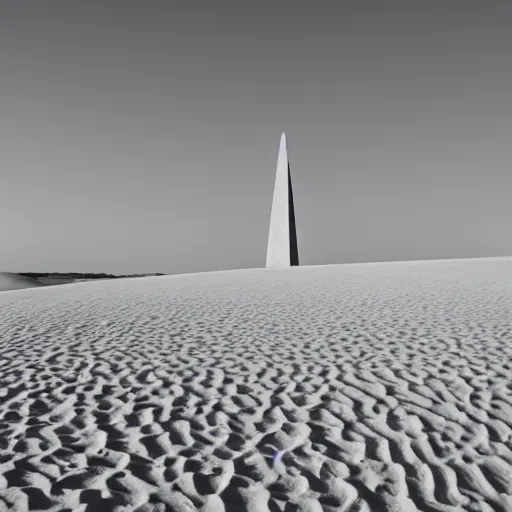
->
[266,132,299,268]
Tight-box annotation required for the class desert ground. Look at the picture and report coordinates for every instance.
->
[0,257,511,511]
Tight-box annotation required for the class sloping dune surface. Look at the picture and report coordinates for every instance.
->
[0,273,42,292]
[0,257,511,511]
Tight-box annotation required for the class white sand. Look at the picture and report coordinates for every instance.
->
[0,257,511,511]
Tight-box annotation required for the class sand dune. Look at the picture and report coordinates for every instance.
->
[0,273,42,292]
[0,257,511,511]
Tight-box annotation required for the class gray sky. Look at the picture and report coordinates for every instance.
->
[1,1,511,274]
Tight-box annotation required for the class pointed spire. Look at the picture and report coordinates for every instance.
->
[266,132,299,268]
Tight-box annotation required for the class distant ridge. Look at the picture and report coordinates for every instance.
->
[0,273,42,292]
[17,272,166,279]
[0,272,167,292]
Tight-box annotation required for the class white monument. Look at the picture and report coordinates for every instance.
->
[266,132,299,268]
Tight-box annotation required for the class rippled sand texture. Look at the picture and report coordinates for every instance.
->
[0,257,511,512]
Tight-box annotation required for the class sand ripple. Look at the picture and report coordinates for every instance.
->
[0,258,511,511]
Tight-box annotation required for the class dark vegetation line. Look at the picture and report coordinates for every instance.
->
[17,273,166,279]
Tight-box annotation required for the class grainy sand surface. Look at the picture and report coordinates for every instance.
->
[0,258,511,512]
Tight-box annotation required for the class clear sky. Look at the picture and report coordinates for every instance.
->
[1,1,511,274]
